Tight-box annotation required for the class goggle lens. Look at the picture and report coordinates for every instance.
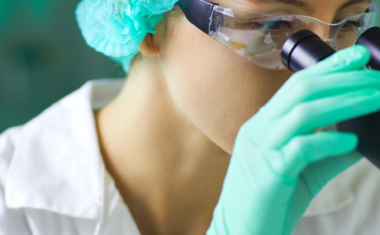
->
[209,3,379,70]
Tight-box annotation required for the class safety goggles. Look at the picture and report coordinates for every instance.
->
[177,0,379,70]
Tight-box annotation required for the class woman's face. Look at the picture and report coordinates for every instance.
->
[157,0,371,154]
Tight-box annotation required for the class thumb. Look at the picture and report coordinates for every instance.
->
[282,151,363,235]
[299,150,363,198]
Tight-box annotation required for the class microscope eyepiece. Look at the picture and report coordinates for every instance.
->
[281,30,336,73]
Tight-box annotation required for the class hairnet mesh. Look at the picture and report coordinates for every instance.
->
[76,0,178,72]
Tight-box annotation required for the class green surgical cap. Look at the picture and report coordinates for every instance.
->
[76,0,178,72]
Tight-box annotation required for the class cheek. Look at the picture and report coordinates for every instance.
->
[160,19,292,153]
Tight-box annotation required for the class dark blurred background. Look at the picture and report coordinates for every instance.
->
[0,0,125,133]
[1,1,380,133]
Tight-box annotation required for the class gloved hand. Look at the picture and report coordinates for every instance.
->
[207,45,380,235]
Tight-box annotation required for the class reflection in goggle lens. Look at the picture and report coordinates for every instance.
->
[209,2,379,70]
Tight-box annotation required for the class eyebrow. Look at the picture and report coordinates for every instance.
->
[263,0,315,15]
[246,0,372,15]
[337,0,371,12]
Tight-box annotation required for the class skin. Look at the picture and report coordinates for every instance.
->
[95,0,370,234]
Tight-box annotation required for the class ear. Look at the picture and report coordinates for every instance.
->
[138,33,160,57]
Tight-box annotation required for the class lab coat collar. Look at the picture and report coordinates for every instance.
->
[4,79,124,221]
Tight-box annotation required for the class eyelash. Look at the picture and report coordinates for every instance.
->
[245,20,361,33]
[248,20,292,30]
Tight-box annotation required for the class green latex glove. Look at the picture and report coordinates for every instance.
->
[207,45,380,235]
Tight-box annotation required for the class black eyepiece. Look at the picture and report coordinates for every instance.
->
[281,30,336,72]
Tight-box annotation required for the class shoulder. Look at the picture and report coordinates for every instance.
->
[0,125,100,235]
[0,127,21,167]
[0,126,23,190]
[0,127,32,234]
[0,80,126,235]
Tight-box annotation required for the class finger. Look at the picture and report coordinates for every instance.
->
[282,45,370,93]
[268,88,380,148]
[264,70,380,119]
[263,45,370,116]
[301,45,370,75]
[268,132,358,179]
[283,151,363,235]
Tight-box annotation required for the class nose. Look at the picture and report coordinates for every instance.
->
[313,25,331,41]
[323,39,332,47]
[308,24,334,47]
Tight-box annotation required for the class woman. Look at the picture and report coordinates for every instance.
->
[1,0,380,234]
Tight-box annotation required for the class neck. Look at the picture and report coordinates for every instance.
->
[95,55,231,235]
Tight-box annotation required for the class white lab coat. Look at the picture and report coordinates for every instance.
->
[1,79,380,235]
